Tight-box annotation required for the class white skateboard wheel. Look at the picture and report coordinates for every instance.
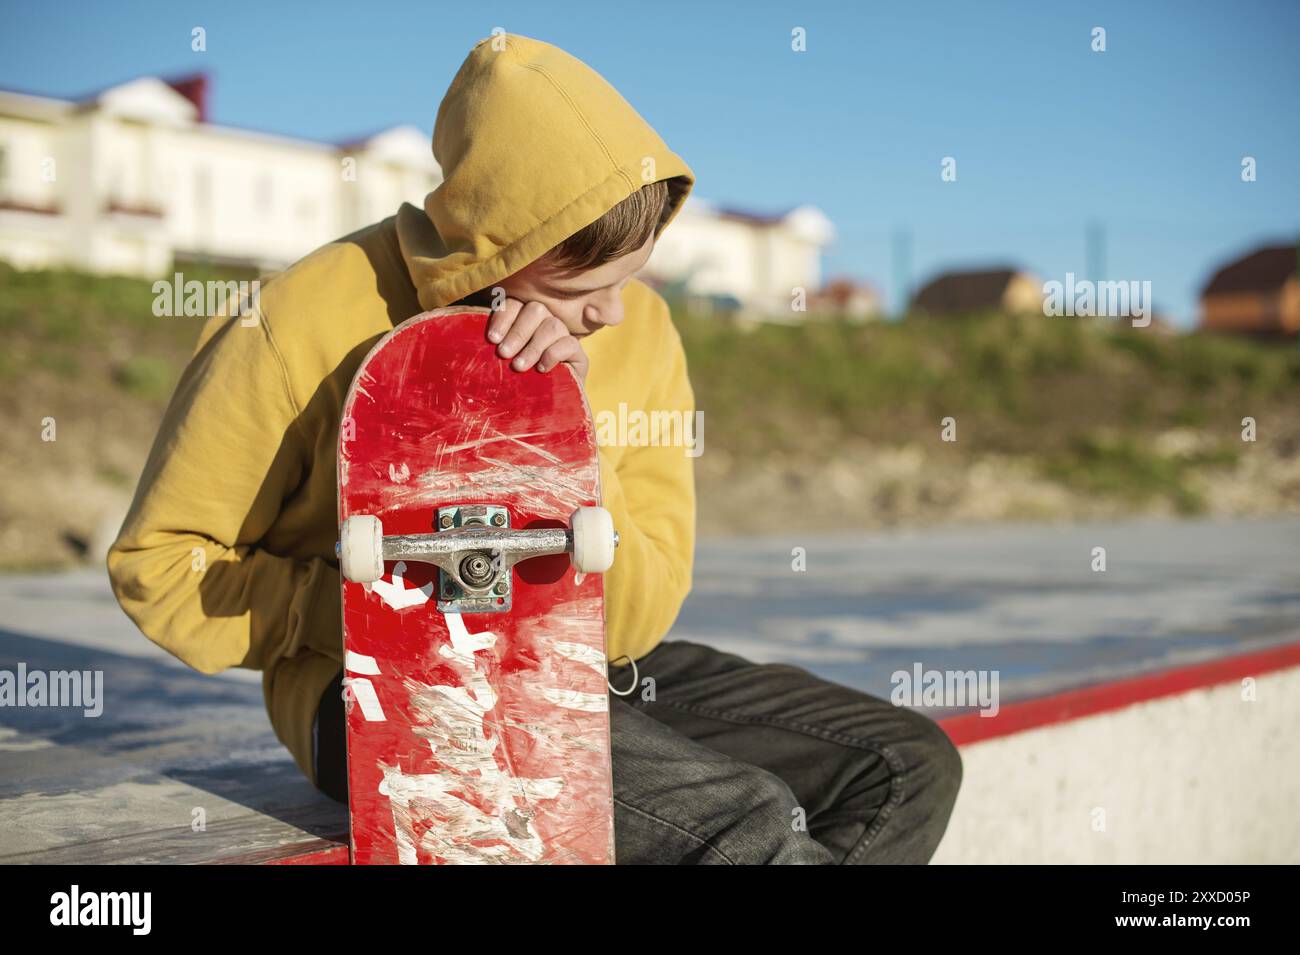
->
[571,506,616,573]
[340,515,384,583]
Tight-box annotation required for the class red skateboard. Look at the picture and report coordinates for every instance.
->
[335,307,618,865]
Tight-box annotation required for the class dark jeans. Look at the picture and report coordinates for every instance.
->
[313,640,962,864]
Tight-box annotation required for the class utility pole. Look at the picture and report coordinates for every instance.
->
[892,227,913,318]
[1086,220,1106,284]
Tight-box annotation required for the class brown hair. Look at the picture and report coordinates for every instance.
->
[543,179,671,273]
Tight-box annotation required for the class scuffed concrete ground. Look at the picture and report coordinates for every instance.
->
[0,515,1296,861]
[0,573,345,862]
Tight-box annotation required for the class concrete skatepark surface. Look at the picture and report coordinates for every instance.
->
[1,515,1296,862]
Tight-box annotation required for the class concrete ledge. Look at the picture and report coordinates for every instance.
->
[933,642,1300,863]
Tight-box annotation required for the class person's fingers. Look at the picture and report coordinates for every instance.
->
[537,336,588,378]
[486,297,522,345]
[497,301,551,359]
[510,314,570,371]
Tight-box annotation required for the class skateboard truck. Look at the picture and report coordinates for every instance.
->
[337,505,618,614]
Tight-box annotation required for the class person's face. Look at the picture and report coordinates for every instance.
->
[498,232,655,338]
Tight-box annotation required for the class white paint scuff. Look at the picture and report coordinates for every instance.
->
[377,612,566,864]
[540,688,608,712]
[343,652,386,722]
[371,561,433,610]
[553,641,607,676]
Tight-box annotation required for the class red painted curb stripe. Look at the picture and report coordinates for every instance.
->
[938,639,1300,747]
[215,837,349,866]
[263,843,349,866]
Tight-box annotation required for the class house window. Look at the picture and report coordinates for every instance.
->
[195,166,210,208]
[256,174,273,216]
[109,165,126,206]
[194,166,212,242]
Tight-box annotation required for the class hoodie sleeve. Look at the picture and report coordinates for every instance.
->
[107,312,341,676]
[597,322,696,664]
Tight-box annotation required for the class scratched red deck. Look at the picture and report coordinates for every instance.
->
[337,307,615,865]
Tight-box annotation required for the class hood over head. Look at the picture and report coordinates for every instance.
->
[397,33,695,310]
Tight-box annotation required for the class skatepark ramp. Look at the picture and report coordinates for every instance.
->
[931,642,1300,864]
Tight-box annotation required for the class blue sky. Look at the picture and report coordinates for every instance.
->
[3,0,1298,324]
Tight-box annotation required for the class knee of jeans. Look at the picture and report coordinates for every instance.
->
[920,716,963,804]
[894,708,963,800]
[729,771,823,864]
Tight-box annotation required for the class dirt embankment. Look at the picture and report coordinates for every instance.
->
[3,265,1299,568]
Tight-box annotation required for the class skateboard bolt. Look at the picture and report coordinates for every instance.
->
[491,513,506,527]
[460,553,495,587]
[439,514,454,529]
[493,581,508,595]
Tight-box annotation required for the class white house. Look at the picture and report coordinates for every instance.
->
[0,73,441,277]
[0,73,838,319]
[646,196,837,318]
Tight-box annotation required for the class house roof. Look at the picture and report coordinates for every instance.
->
[163,73,208,122]
[1202,243,1299,296]
[912,267,1020,314]
[712,205,789,225]
[817,276,880,303]
[0,74,409,156]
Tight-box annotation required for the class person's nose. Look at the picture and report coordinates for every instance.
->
[589,291,625,327]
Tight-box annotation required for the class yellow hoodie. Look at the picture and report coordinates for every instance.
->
[107,34,697,785]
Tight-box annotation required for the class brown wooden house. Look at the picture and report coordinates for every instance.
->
[910,267,1042,317]
[1199,243,1300,336]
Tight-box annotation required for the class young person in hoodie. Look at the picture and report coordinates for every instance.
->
[108,33,961,864]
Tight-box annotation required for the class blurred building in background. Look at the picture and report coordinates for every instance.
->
[910,266,1043,317]
[1199,242,1300,337]
[805,276,883,321]
[645,196,838,320]
[0,72,846,315]
[0,73,440,276]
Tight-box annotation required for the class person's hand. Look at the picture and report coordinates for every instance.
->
[486,298,589,381]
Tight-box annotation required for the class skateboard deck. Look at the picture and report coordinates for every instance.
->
[336,307,616,865]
